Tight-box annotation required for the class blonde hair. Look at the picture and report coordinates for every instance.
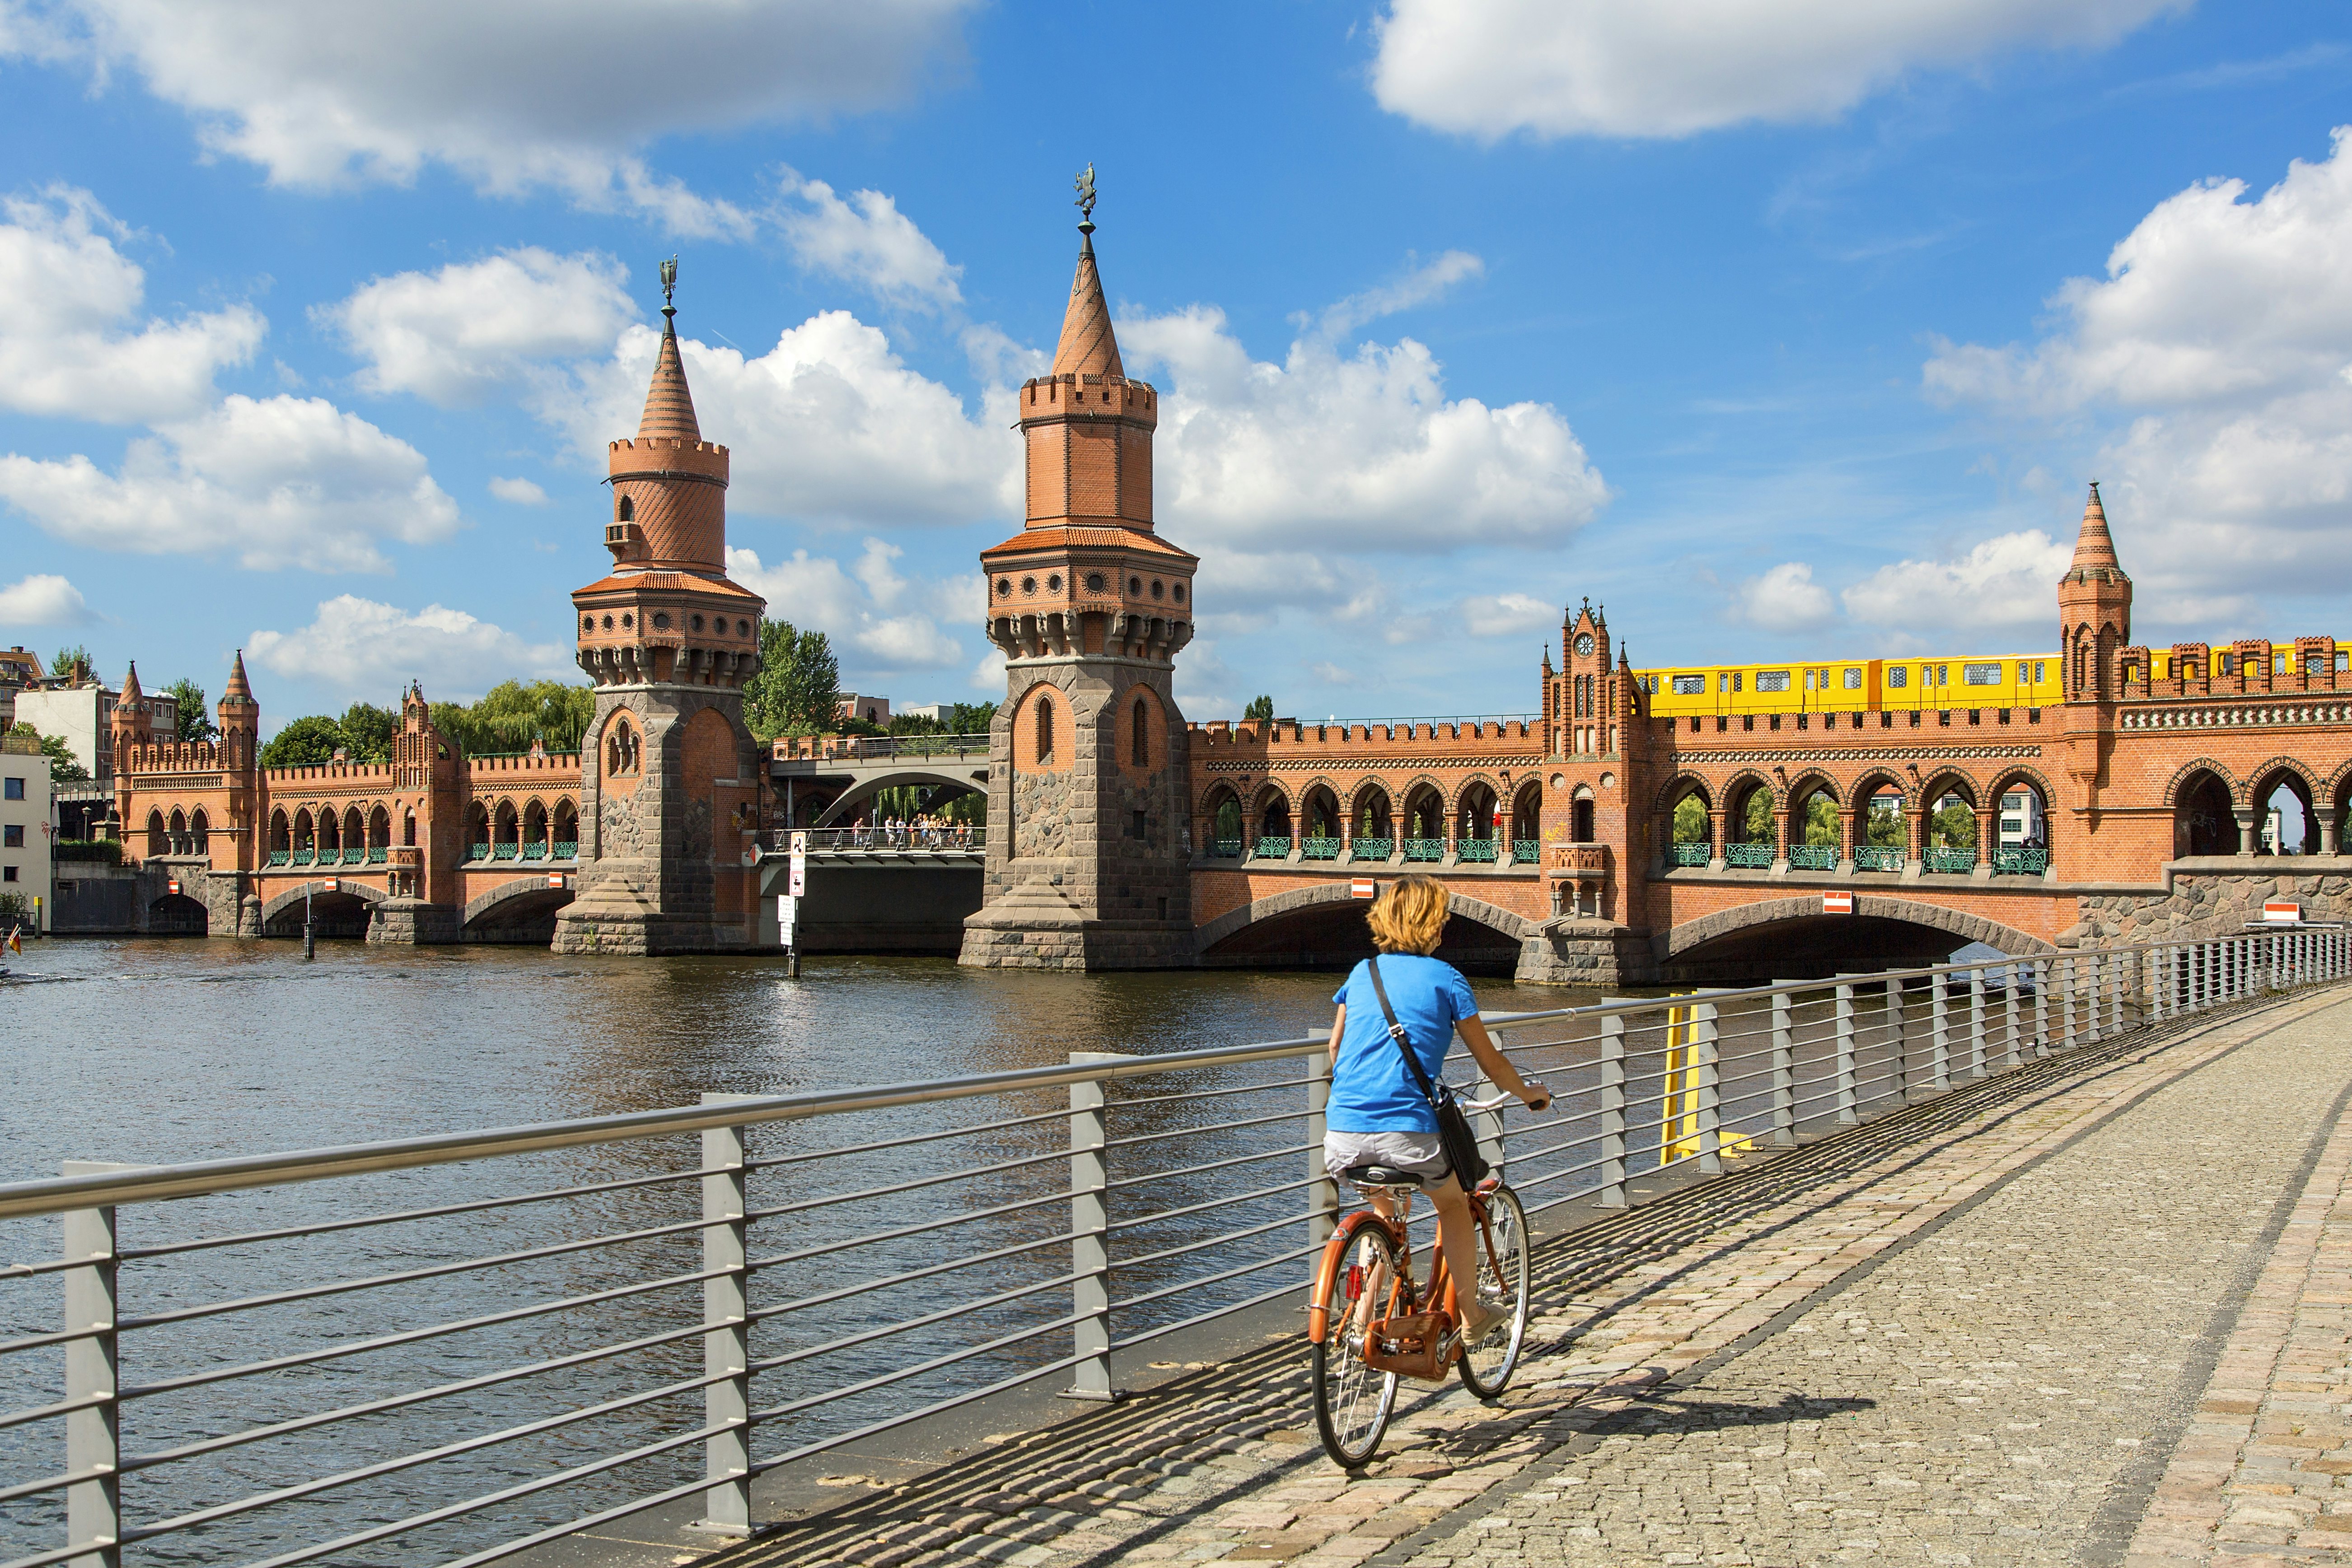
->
[1366,875,1448,956]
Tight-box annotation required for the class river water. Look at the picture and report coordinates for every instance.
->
[5,938,1622,1568]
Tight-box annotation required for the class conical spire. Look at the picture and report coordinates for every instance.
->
[118,660,142,704]
[636,315,702,442]
[222,649,253,706]
[2069,481,2122,574]
[1051,233,1124,379]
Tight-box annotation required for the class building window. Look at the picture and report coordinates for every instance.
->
[1,825,19,847]
[2,777,20,801]
[1037,696,1054,763]
[1132,698,1150,766]
[617,496,633,522]
[2,866,14,882]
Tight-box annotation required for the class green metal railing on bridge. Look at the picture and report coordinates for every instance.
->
[1855,846,1905,872]
[1725,842,1773,868]
[1457,838,1497,863]
[1403,837,1445,863]
[1670,842,1710,867]
[1993,847,2048,876]
[1253,836,1294,859]
[1925,847,1977,874]
[1351,838,1393,861]
[1301,836,1341,860]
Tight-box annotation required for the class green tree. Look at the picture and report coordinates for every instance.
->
[260,715,348,769]
[339,703,397,764]
[164,679,217,743]
[1243,694,1275,723]
[1931,800,1977,849]
[1671,796,1708,844]
[1864,800,1905,847]
[7,722,89,782]
[743,621,842,742]
[949,701,997,735]
[1802,793,1838,846]
[49,644,90,681]
[887,712,947,736]
[1740,789,1774,843]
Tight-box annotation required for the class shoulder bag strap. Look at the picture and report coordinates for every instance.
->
[1365,956,1443,1106]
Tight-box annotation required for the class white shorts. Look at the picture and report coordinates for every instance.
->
[1324,1129,1454,1185]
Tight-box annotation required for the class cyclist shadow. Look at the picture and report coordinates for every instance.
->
[1571,1388,1876,1440]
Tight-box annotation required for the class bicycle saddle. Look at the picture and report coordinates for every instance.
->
[1341,1162,1423,1188]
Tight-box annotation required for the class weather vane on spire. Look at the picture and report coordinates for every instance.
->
[1074,162,1097,233]
[659,255,678,319]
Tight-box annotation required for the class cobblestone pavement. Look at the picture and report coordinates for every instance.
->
[706,986,2352,1568]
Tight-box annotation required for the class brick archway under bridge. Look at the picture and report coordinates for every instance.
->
[1192,881,1539,975]
[1660,891,2056,985]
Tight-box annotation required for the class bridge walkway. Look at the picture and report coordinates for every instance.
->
[678,984,2352,1568]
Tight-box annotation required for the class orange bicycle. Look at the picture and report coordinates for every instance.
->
[1305,1093,1532,1468]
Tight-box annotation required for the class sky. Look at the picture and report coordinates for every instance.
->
[0,0,2348,732]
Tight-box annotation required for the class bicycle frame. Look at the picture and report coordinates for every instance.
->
[1306,1178,1501,1348]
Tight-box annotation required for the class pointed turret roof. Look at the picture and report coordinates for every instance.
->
[118,661,142,704]
[1052,233,1125,379]
[2069,482,2122,574]
[637,313,701,443]
[222,649,253,706]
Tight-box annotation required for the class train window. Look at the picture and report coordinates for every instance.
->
[1843,668,1862,689]
[1803,670,1815,690]
[1672,674,1705,695]
[2034,661,2045,682]
[1936,665,1949,685]
[1887,666,1908,689]
[1962,663,1998,686]
[2019,661,2032,682]
[2278,652,2292,675]
[1756,671,1790,693]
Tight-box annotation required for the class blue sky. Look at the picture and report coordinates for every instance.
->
[0,0,2347,730]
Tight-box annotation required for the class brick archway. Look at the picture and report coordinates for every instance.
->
[1659,894,2052,962]
[1192,881,1538,954]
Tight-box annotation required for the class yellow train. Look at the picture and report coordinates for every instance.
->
[1637,654,2062,717]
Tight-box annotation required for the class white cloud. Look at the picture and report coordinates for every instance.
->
[1924,128,2352,605]
[1119,304,1607,555]
[0,393,458,572]
[1841,531,2073,635]
[0,572,92,625]
[1370,0,2182,140]
[1732,562,1835,634]
[14,0,973,232]
[727,540,965,675]
[488,476,549,506]
[772,167,962,312]
[544,316,1015,527]
[0,186,262,422]
[1313,250,1483,341]
[325,248,635,406]
[1459,590,1553,638]
[248,594,571,702]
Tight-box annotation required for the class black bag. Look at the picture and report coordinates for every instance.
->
[1365,957,1491,1187]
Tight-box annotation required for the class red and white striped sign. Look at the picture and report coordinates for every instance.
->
[323,878,339,892]
[2264,900,2301,924]
[1351,877,1378,900]
[1823,891,1854,915]
[165,878,180,896]
[547,874,567,889]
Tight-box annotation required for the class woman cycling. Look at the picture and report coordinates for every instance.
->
[1324,875,1549,1339]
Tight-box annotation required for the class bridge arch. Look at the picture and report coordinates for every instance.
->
[1917,768,1979,808]
[462,877,575,942]
[260,879,385,939]
[1661,894,2052,983]
[2248,757,2324,854]
[1193,882,1536,975]
[811,769,987,828]
[1654,771,1714,817]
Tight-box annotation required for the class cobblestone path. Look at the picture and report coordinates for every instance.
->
[706,985,2352,1568]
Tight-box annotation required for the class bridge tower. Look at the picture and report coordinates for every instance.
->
[959,193,1198,970]
[552,270,767,956]
[2057,482,2133,831]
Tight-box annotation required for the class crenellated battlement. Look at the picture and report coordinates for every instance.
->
[1188,719,1538,748]
[1019,373,1158,426]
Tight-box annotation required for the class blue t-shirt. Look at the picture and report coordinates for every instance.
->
[1328,955,1479,1134]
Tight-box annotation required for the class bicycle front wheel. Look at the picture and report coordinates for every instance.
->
[1458,1183,1530,1398]
[1312,1225,1403,1469]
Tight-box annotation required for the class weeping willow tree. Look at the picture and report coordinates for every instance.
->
[430,681,597,756]
[1672,796,1708,843]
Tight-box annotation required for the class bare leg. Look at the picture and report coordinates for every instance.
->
[1429,1177,1492,1333]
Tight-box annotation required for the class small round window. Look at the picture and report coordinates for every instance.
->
[1128,576,1142,595]
[1021,576,1037,594]
[996,577,1012,597]
[601,614,614,630]
[581,615,594,632]
[691,614,705,632]
[1085,572,1106,592]
[652,612,670,630]
[1172,583,1186,602]
[1047,573,1062,592]
[621,612,634,629]
[738,620,751,635]
[1150,579,1164,600]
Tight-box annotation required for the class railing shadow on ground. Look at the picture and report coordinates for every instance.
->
[0,928,2339,1568]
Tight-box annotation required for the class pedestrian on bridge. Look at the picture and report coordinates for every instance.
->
[1323,875,1550,1341]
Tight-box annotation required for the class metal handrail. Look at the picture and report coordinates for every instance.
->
[3,927,2340,1568]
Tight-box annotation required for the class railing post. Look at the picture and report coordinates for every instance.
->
[2033,957,2052,1057]
[1885,975,1908,1102]
[2004,963,2022,1068]
[2086,951,2104,1044]
[1695,999,1722,1176]
[1771,990,1796,1143]
[2111,949,2127,1034]
[1067,1051,1132,1401]
[1928,972,1950,1092]
[1469,1031,1508,1178]
[695,1097,753,1537]
[1969,968,1987,1079]
[2152,946,2167,1022]
[1306,1046,1338,1249]
[1834,980,1857,1125]
[1599,1009,1628,1206]
[64,1161,130,1568]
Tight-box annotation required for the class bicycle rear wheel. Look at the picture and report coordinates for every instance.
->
[1457,1183,1530,1398]
[1312,1224,1404,1469]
